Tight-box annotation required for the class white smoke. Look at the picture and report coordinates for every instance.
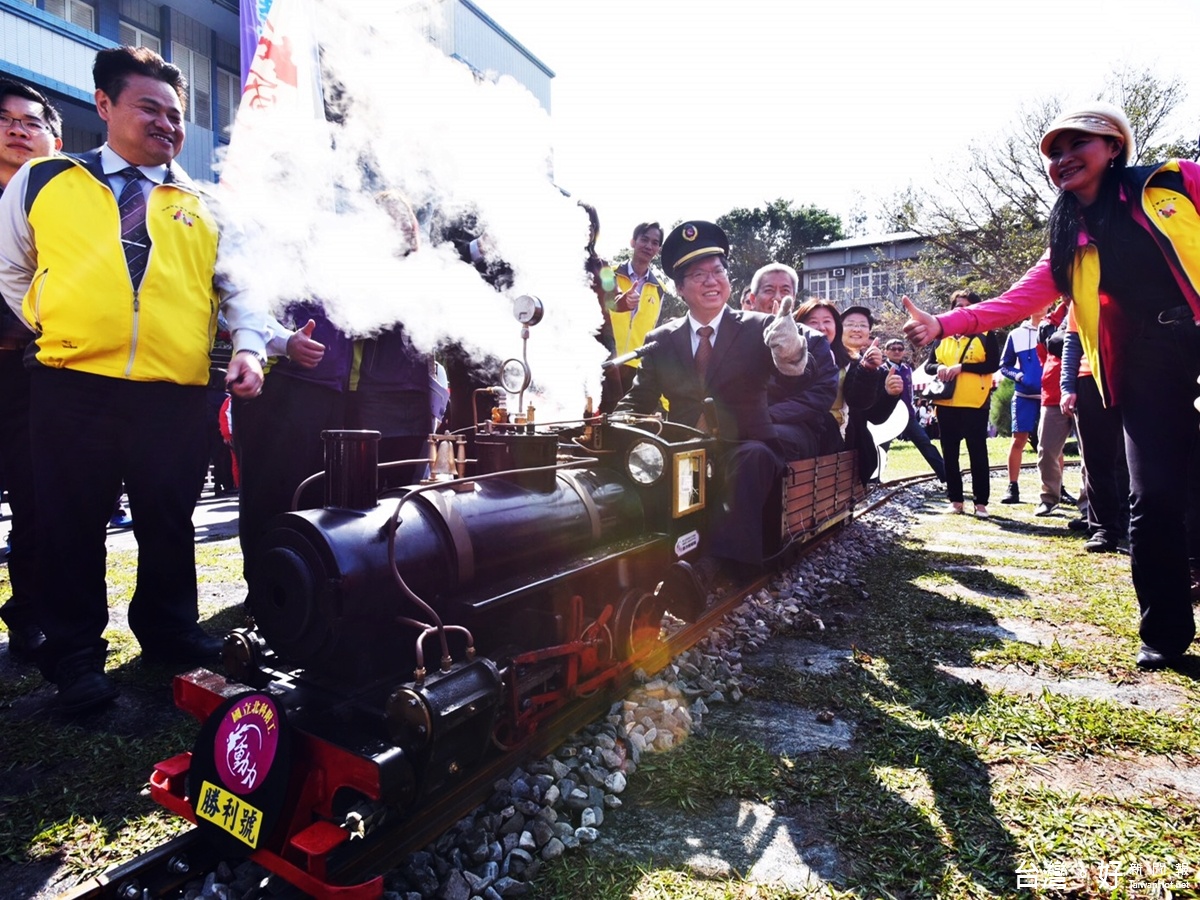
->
[214,0,606,417]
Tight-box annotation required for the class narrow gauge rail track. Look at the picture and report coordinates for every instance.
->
[58,468,888,900]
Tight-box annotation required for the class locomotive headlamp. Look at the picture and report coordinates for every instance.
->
[500,358,531,394]
[626,440,665,485]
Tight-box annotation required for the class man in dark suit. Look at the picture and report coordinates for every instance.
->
[617,221,807,571]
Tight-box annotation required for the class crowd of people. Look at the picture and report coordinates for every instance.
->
[0,48,1196,717]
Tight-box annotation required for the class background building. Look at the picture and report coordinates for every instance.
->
[801,231,930,317]
[0,0,552,179]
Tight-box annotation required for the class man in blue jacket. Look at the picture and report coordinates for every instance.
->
[999,314,1046,505]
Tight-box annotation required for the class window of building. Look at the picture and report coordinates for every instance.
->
[119,21,161,55]
[807,270,833,300]
[216,68,239,136]
[172,42,212,128]
[851,266,890,301]
[44,0,95,31]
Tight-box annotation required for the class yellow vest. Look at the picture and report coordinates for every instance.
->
[22,156,220,385]
[933,335,991,409]
[1071,160,1200,404]
[609,269,663,367]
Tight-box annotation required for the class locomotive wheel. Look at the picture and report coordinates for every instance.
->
[614,588,668,660]
[581,618,615,664]
[655,560,708,623]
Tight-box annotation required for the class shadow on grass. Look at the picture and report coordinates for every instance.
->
[769,541,1023,896]
[1163,655,1200,682]
[989,516,1081,540]
[903,537,1029,602]
[0,603,244,895]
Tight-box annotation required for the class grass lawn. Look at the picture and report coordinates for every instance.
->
[881,434,1077,484]
[534,457,1200,899]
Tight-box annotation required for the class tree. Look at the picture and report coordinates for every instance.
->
[885,68,1197,303]
[715,199,845,294]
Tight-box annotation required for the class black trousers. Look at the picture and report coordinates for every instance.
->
[936,403,991,505]
[774,421,821,461]
[232,375,344,589]
[29,368,208,678]
[897,418,946,481]
[1118,319,1200,656]
[1073,374,1128,536]
[344,388,429,490]
[0,349,37,632]
[709,440,785,567]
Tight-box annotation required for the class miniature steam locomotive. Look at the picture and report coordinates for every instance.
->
[150,301,863,898]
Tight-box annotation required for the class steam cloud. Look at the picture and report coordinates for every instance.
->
[214,0,606,417]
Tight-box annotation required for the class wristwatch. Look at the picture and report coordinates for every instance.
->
[236,349,266,365]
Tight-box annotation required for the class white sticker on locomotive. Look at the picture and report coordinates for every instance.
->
[675,530,700,557]
[195,779,264,848]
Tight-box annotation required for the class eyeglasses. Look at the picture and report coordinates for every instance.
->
[684,265,728,284]
[0,113,50,135]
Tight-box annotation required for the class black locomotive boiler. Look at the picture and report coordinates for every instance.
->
[152,410,779,897]
[150,304,865,897]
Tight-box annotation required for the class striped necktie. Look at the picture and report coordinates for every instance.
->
[117,167,151,290]
[694,325,714,379]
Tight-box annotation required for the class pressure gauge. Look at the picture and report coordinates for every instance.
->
[512,294,544,326]
[500,358,531,394]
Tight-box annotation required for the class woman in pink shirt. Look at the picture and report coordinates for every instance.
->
[903,102,1200,671]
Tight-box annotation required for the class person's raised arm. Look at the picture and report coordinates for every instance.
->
[763,296,808,376]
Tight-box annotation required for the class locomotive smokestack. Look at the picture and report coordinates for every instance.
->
[322,430,381,510]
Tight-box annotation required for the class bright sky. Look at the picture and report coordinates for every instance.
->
[475,0,1198,258]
